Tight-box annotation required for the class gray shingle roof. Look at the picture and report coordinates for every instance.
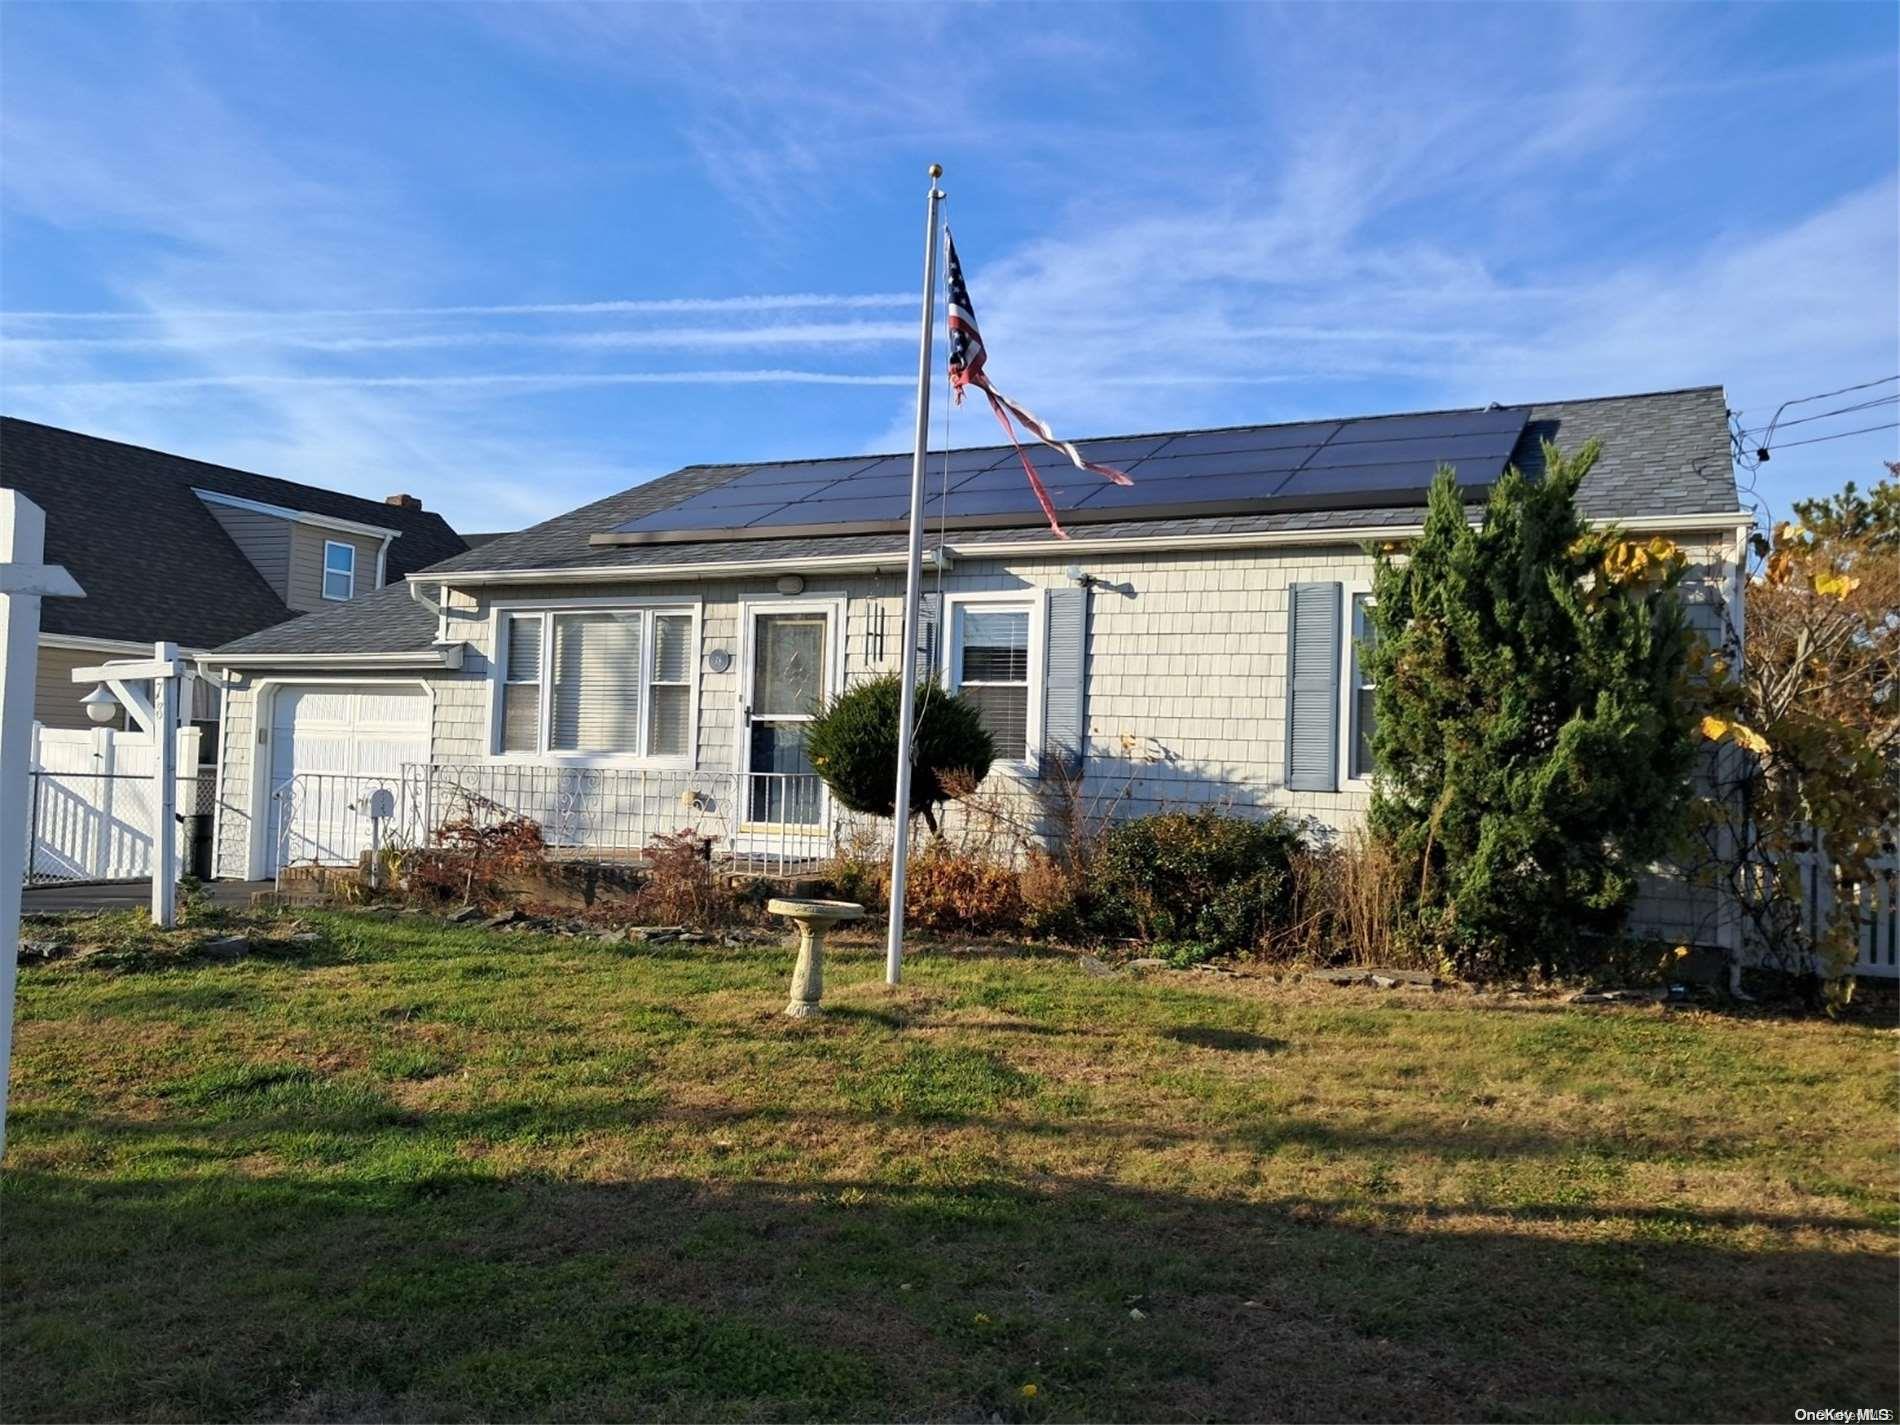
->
[212,386,1742,656]
[1,417,469,648]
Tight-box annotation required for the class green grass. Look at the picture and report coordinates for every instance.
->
[3,909,1896,1422]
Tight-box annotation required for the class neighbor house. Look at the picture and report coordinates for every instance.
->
[197,386,1750,947]
[0,417,468,737]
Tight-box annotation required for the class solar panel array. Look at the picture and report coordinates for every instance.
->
[595,405,1530,546]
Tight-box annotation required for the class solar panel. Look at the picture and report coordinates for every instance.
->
[1299,430,1520,470]
[739,457,886,486]
[594,406,1529,545]
[1154,422,1341,457]
[1273,462,1465,504]
[1327,408,1524,443]
[1120,447,1315,482]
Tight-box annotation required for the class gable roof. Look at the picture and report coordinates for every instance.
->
[209,385,1743,658]
[1,417,468,649]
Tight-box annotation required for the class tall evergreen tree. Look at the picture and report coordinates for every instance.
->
[1364,441,1698,978]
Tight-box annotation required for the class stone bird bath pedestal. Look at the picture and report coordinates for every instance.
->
[769,897,865,1018]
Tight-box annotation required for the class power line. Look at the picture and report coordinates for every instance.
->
[1762,392,1898,432]
[1760,419,1899,452]
[1759,374,1898,448]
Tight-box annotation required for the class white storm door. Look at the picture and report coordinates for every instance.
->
[739,604,837,830]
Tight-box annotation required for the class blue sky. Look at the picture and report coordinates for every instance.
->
[2,2,1895,533]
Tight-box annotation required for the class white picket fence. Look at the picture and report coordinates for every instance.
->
[25,724,202,885]
[1789,846,1899,980]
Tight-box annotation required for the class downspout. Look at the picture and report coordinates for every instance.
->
[408,578,447,643]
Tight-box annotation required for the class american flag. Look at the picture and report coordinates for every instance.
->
[943,226,1130,538]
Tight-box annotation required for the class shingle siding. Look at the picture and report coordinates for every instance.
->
[214,533,1741,954]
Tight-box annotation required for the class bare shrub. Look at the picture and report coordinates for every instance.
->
[1263,828,1414,968]
[903,843,1025,935]
[625,827,739,928]
[825,825,890,911]
[407,815,549,907]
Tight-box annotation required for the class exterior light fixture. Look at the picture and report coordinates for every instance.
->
[776,574,806,596]
[81,684,119,726]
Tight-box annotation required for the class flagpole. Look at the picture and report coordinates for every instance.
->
[886,163,945,987]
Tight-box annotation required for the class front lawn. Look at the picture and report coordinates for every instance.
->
[3,911,1895,1422]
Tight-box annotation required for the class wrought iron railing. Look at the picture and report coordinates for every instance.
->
[267,763,867,886]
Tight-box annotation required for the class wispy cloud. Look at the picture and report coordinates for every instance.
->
[3,321,917,354]
[11,368,913,394]
[1,292,912,322]
[4,2,1893,528]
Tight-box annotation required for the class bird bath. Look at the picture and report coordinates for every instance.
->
[769,897,865,1018]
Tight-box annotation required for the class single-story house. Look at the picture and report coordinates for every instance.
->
[197,386,1749,946]
[1,417,468,737]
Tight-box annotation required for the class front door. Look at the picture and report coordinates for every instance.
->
[741,605,835,832]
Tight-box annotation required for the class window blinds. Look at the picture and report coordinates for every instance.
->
[551,612,643,753]
[501,614,543,753]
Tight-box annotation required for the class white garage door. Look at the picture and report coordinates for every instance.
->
[265,685,430,874]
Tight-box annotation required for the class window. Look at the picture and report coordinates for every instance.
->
[496,605,696,761]
[322,541,356,601]
[500,614,543,753]
[1348,592,1377,781]
[950,600,1034,764]
[648,613,693,757]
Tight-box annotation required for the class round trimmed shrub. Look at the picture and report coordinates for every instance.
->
[805,674,995,831]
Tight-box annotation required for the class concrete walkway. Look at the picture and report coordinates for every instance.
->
[21,879,273,914]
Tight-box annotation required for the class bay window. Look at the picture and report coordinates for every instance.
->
[496,604,697,761]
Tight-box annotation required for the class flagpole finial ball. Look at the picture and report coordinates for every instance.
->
[927,163,942,178]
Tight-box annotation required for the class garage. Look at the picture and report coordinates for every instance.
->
[262,683,431,875]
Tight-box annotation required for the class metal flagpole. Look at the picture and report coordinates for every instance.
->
[885,163,945,986]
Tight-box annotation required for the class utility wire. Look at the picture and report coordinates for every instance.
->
[1759,419,1900,452]
[1759,374,1898,448]
[1759,393,1898,431]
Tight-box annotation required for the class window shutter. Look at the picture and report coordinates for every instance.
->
[1285,582,1341,792]
[914,592,940,677]
[1042,587,1087,776]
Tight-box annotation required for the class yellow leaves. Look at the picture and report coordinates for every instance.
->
[1811,569,1861,600]
[1596,535,1685,591]
[1698,715,1770,755]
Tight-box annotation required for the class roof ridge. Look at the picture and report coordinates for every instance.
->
[0,414,439,526]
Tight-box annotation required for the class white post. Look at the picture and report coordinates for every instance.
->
[885,163,946,987]
[0,491,85,1158]
[151,641,179,927]
[92,726,116,880]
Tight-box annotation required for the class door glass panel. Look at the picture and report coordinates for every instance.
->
[748,721,822,824]
[753,614,826,716]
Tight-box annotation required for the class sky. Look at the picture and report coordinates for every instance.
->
[2,2,1895,534]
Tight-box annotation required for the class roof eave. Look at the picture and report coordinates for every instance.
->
[197,646,465,671]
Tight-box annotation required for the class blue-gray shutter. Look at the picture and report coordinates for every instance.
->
[1042,586,1088,776]
[1285,581,1341,792]
[914,592,940,678]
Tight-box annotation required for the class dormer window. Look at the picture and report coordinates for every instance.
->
[322,541,356,601]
